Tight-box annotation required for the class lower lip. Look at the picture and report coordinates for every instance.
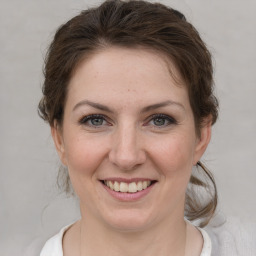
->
[101,182,156,202]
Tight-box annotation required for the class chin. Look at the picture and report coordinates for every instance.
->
[102,208,156,232]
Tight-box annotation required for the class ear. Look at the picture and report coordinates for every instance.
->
[193,117,212,165]
[51,121,67,166]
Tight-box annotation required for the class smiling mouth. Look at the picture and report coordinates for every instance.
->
[101,180,156,193]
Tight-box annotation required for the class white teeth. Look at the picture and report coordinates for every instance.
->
[109,181,114,190]
[128,182,137,193]
[113,181,120,192]
[104,180,152,193]
[142,181,148,189]
[137,181,143,191]
[120,182,129,192]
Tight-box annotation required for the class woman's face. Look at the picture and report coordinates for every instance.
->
[52,47,211,231]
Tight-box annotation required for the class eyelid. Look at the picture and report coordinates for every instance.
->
[79,114,111,126]
[78,113,177,128]
[144,113,177,126]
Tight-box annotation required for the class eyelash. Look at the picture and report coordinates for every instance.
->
[146,114,177,128]
[79,114,110,127]
[78,113,177,128]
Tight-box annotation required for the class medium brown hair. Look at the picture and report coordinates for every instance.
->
[38,0,218,227]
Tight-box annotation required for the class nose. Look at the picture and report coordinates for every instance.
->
[108,124,146,171]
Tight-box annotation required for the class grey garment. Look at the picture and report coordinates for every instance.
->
[204,216,256,256]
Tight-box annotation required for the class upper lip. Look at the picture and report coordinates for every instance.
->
[100,178,156,183]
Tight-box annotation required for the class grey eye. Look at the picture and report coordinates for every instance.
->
[90,118,104,126]
[153,117,166,126]
[147,114,177,128]
[79,114,108,127]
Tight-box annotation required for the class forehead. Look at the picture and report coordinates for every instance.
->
[67,47,189,109]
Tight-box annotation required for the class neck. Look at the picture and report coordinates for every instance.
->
[79,212,187,256]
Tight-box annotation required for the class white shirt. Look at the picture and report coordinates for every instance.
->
[39,216,256,256]
[40,223,212,256]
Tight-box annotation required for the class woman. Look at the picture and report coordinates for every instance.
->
[38,0,218,255]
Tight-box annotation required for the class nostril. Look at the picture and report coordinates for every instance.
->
[108,135,146,170]
[109,151,147,171]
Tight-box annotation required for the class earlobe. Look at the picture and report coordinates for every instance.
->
[51,121,67,166]
[193,118,212,165]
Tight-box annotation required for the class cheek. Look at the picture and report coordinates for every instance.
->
[146,134,196,216]
[150,134,195,179]
[64,134,107,177]
[63,134,109,203]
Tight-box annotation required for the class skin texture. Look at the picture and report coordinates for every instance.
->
[52,47,211,256]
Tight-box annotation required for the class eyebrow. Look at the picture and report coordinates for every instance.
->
[73,99,185,113]
[140,100,185,113]
[73,100,114,113]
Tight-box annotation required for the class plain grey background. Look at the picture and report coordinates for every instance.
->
[1,0,256,255]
